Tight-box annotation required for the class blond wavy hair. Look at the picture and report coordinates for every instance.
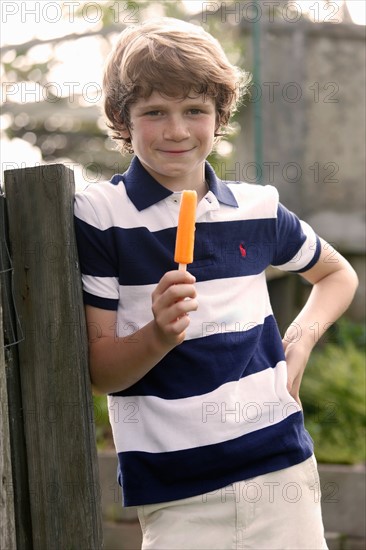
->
[103,18,251,154]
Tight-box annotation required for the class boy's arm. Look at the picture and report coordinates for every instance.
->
[283,238,359,404]
[86,270,197,394]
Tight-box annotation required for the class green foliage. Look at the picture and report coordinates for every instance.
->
[301,320,366,464]
[329,317,366,349]
[93,394,113,449]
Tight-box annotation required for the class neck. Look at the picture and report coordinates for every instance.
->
[139,159,209,200]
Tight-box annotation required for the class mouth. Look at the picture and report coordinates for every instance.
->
[158,148,194,154]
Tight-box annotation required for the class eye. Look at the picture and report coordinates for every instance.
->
[188,108,202,115]
[145,110,163,116]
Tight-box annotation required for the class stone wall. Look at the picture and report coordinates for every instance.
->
[230,20,365,320]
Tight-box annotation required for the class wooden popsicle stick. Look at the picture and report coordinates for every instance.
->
[178,263,187,271]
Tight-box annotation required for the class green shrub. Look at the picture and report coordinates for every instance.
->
[302,320,366,464]
[93,394,113,449]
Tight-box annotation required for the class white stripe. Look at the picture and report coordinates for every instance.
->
[275,221,318,271]
[75,181,279,232]
[108,362,300,454]
[82,274,119,300]
[76,183,186,231]
[116,274,272,341]
[226,182,278,220]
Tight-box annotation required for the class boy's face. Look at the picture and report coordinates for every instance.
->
[122,91,217,193]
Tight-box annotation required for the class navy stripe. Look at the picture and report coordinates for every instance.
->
[272,203,307,266]
[110,315,285,399]
[75,218,282,285]
[83,291,119,311]
[292,235,322,273]
[74,216,118,277]
[118,412,314,506]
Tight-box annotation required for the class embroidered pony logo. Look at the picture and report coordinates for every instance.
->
[239,243,247,258]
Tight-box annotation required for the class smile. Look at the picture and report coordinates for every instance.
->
[158,148,194,154]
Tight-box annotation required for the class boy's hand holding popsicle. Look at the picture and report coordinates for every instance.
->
[151,191,198,347]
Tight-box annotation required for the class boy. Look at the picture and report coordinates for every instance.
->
[74,18,358,550]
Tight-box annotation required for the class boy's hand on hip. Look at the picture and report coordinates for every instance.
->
[151,270,198,348]
[282,338,313,407]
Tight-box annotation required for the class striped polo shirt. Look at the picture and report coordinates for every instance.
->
[74,156,321,507]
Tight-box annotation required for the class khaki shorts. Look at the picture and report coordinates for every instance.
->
[137,455,328,549]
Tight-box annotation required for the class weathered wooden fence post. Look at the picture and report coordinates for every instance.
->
[4,164,104,549]
[0,277,17,550]
[1,192,33,549]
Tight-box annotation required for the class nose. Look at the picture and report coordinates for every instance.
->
[163,115,190,141]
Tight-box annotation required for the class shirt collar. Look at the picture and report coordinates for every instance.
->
[112,156,238,210]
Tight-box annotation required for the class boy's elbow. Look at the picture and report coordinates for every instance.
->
[88,362,105,395]
[344,261,359,304]
[87,341,109,395]
[346,259,359,289]
[89,360,111,395]
[90,381,106,396]
[351,266,359,293]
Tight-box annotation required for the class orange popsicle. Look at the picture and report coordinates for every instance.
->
[174,190,197,270]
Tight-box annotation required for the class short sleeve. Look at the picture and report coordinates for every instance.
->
[272,203,321,272]
[74,190,119,310]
